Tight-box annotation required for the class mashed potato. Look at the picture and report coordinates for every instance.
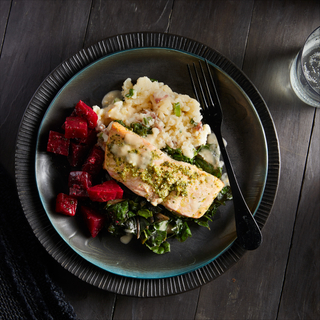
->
[93,76,211,159]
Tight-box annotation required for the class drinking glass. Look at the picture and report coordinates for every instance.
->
[290,27,320,107]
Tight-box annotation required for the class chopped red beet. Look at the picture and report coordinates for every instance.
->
[61,109,77,131]
[68,142,89,167]
[82,145,104,176]
[88,180,123,202]
[69,186,88,198]
[81,206,106,238]
[68,171,93,188]
[75,100,98,129]
[75,127,97,146]
[55,193,77,216]
[68,171,92,198]
[64,116,88,139]
[47,131,70,156]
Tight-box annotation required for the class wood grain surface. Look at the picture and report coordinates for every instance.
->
[0,0,319,319]
[0,0,11,54]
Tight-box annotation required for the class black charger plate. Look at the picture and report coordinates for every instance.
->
[15,32,280,297]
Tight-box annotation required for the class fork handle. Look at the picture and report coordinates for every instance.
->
[215,130,263,250]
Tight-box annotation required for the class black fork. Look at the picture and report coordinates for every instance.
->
[188,60,262,250]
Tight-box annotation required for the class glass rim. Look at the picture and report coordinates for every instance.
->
[299,26,320,97]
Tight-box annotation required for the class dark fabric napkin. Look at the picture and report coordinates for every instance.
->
[0,164,77,320]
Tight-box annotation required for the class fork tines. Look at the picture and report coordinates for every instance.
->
[187,60,222,116]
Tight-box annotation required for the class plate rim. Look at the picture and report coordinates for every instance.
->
[15,32,280,297]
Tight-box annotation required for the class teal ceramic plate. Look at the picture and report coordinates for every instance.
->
[16,33,280,296]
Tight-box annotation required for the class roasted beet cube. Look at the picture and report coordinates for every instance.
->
[64,116,88,139]
[55,193,77,216]
[81,206,106,238]
[68,171,92,198]
[68,171,93,188]
[47,131,70,156]
[88,180,123,202]
[69,186,88,198]
[75,127,97,146]
[82,146,104,176]
[61,109,77,131]
[75,100,98,129]
[68,142,89,167]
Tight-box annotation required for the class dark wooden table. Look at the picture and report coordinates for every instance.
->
[1,1,319,319]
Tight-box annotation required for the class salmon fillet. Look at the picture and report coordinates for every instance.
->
[103,122,224,219]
